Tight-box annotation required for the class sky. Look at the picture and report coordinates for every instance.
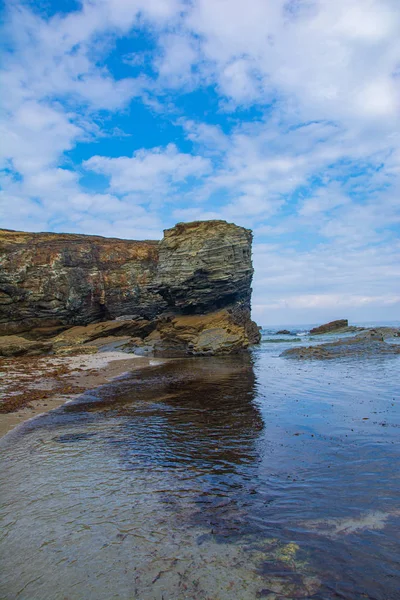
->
[0,0,399,325]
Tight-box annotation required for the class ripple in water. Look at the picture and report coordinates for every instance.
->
[0,343,399,599]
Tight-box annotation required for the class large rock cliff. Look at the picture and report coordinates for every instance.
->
[0,230,163,335]
[0,221,260,356]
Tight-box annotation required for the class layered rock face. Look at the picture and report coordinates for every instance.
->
[154,221,253,314]
[0,221,260,355]
[0,230,163,335]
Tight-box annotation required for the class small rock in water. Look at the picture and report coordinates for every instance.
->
[309,319,348,335]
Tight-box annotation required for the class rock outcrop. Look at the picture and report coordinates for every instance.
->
[309,319,348,335]
[354,327,400,340]
[0,230,163,335]
[141,307,261,357]
[0,221,260,356]
[154,221,254,314]
[0,335,54,357]
[281,336,400,360]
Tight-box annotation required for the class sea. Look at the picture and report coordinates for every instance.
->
[0,322,399,599]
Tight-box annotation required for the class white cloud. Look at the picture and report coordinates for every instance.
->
[84,144,211,196]
[0,0,186,180]
[299,186,350,217]
[0,101,83,174]
[256,294,400,310]
[181,0,400,123]
[251,237,400,323]
[219,58,263,103]
[154,34,200,87]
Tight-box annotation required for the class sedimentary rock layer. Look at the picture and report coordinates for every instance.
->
[0,230,163,335]
[0,221,260,354]
[154,221,254,314]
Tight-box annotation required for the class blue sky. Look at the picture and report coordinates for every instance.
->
[1,0,399,325]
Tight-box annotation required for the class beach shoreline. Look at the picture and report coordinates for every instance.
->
[0,351,166,438]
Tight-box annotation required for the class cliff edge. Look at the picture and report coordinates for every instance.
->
[0,221,260,356]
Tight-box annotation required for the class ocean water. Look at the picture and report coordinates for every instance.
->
[0,324,399,599]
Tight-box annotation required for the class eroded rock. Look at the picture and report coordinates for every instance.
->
[309,319,348,335]
[146,307,260,356]
[153,220,254,314]
[0,335,53,357]
[281,337,400,360]
[355,327,400,340]
[0,221,260,356]
[0,230,164,335]
[52,319,155,348]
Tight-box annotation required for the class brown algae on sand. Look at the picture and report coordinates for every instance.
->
[0,351,157,436]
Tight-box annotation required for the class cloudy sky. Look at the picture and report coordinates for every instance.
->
[1,0,399,325]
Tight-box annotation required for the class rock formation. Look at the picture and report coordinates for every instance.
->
[354,327,400,340]
[0,230,163,335]
[154,221,254,314]
[0,221,260,356]
[281,331,400,360]
[309,319,348,335]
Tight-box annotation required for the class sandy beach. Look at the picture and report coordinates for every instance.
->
[0,351,165,437]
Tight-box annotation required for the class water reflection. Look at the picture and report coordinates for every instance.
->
[60,355,264,471]
[1,349,399,600]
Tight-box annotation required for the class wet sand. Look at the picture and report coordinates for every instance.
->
[0,352,166,437]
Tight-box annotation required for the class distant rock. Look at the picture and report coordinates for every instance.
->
[355,327,400,340]
[276,329,291,335]
[309,319,348,335]
[281,337,400,360]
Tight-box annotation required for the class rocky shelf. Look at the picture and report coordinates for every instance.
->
[281,328,400,360]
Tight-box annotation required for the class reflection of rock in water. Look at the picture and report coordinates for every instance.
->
[62,355,266,540]
[0,355,320,600]
[65,354,264,470]
[0,355,324,600]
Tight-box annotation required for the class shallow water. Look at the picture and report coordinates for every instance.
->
[1,329,400,599]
